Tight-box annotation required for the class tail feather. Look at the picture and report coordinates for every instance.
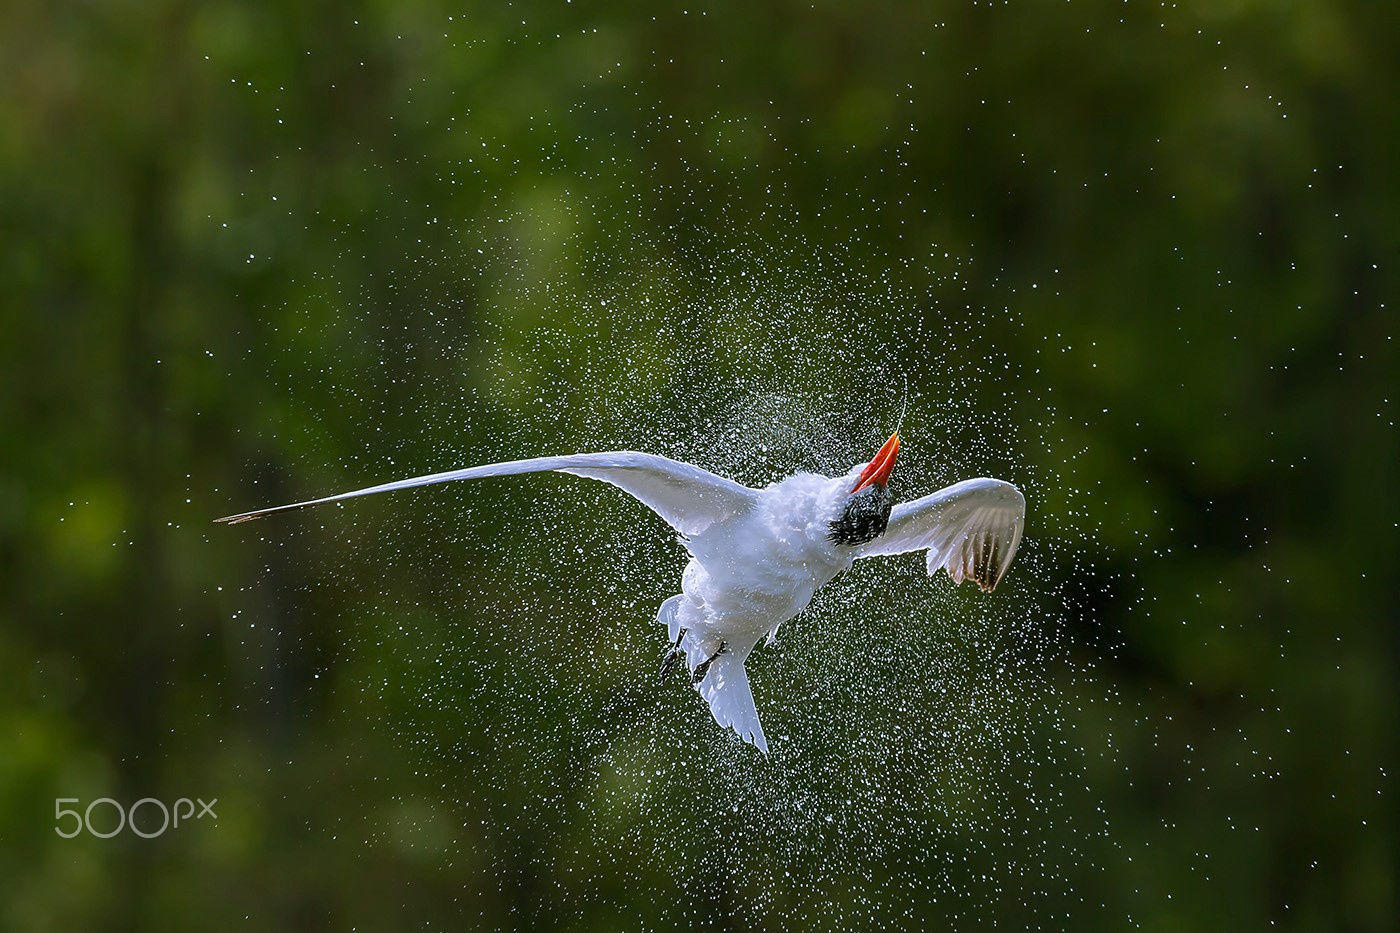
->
[657,593,768,753]
[696,654,768,753]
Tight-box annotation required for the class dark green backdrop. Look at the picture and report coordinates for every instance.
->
[3,0,1395,929]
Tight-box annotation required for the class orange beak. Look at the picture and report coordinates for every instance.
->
[851,431,900,493]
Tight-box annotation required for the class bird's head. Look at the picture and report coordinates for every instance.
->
[828,431,899,546]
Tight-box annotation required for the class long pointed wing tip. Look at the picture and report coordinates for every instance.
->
[214,512,262,525]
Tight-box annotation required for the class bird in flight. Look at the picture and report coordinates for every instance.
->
[217,431,1025,753]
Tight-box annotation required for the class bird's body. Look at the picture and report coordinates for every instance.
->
[658,472,862,749]
[218,432,1025,753]
[675,471,852,648]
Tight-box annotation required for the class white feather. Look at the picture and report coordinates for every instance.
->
[860,477,1025,592]
[214,451,756,538]
[218,452,1025,751]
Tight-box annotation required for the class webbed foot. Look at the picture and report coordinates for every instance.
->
[658,628,687,684]
[691,642,727,685]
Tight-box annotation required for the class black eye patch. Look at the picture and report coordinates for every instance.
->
[827,486,893,546]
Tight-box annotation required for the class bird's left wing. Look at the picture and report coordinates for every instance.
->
[215,452,758,538]
[859,478,1025,592]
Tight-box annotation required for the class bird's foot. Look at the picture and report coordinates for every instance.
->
[658,628,687,684]
[691,642,726,685]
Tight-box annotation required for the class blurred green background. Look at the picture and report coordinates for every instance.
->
[2,0,1396,929]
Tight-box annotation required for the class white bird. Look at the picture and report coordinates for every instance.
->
[216,431,1025,753]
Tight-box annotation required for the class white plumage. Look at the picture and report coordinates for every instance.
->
[217,439,1025,753]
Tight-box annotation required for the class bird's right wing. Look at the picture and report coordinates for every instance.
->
[215,452,758,539]
[859,478,1025,592]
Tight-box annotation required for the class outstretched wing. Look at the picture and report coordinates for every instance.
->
[215,452,758,538]
[859,478,1025,592]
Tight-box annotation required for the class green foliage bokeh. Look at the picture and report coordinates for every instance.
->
[1,0,1395,928]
